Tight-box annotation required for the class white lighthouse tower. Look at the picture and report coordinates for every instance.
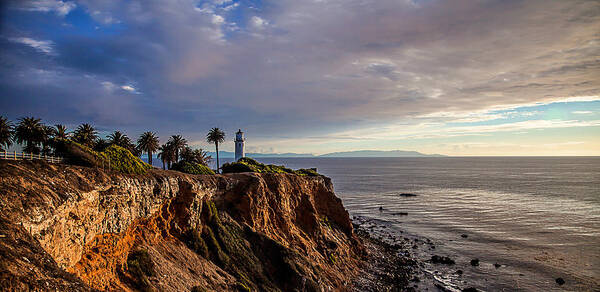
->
[234,129,245,161]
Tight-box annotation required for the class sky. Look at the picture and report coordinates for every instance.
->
[1,0,599,156]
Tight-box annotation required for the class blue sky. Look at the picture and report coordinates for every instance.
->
[1,0,599,155]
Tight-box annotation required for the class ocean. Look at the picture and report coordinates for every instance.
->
[151,156,600,291]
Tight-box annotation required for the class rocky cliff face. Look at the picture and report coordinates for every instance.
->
[0,160,362,291]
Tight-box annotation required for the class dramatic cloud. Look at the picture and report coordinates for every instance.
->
[1,0,599,154]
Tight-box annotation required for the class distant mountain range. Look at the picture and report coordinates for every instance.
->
[317,150,445,157]
[208,150,444,158]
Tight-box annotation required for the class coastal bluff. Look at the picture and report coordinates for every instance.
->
[0,160,362,291]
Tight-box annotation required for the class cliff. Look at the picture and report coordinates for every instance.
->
[0,160,362,291]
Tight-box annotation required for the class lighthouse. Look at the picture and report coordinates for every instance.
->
[234,129,245,161]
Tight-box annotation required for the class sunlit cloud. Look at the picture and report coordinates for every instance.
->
[9,37,55,55]
[1,0,599,155]
[13,0,76,17]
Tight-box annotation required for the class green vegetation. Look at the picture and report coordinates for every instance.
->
[56,139,150,174]
[181,199,322,291]
[137,131,160,165]
[14,117,44,154]
[171,161,215,175]
[157,135,196,170]
[103,144,151,175]
[53,124,69,140]
[186,229,209,258]
[293,168,320,177]
[0,116,13,151]
[180,146,212,166]
[1,116,314,179]
[72,123,98,148]
[222,157,321,176]
[107,131,139,155]
[206,128,225,173]
[55,139,107,167]
[126,249,156,291]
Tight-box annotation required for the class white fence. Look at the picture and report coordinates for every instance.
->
[0,151,63,164]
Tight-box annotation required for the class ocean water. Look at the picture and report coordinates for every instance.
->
[242,157,600,291]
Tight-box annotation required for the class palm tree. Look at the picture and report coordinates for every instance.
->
[180,146,212,166]
[14,117,44,154]
[54,124,69,139]
[206,128,225,173]
[158,142,176,170]
[167,135,187,162]
[107,131,140,155]
[0,116,13,152]
[94,138,110,152]
[40,125,56,155]
[73,123,98,148]
[157,144,167,170]
[108,131,131,147]
[137,132,159,165]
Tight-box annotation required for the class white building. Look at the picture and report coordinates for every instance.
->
[234,129,245,161]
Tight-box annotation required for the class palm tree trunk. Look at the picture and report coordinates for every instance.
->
[215,142,220,174]
[148,150,152,165]
[162,159,165,170]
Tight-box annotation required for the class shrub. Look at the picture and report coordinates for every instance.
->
[55,139,150,175]
[221,161,258,173]
[102,144,151,175]
[171,161,215,175]
[126,249,155,291]
[221,157,320,176]
[294,168,320,177]
[186,229,209,258]
[55,139,108,168]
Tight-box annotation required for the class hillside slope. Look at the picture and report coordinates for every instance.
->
[0,160,363,291]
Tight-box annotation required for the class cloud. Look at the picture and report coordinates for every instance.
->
[572,111,593,114]
[446,119,600,134]
[250,16,268,29]
[212,14,225,25]
[1,0,599,154]
[11,0,76,16]
[9,37,55,55]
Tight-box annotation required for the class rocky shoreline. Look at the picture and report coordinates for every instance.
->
[352,215,484,292]
[0,160,424,291]
[352,226,415,291]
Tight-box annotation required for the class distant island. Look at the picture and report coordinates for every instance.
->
[209,150,444,158]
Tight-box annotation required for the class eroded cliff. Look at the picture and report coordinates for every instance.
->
[0,160,362,291]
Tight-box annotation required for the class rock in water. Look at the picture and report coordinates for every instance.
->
[494,263,501,269]
[461,234,468,238]
[399,193,417,197]
[431,255,455,265]
[392,212,408,216]
[555,278,565,285]
[470,258,480,266]
[462,288,479,292]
